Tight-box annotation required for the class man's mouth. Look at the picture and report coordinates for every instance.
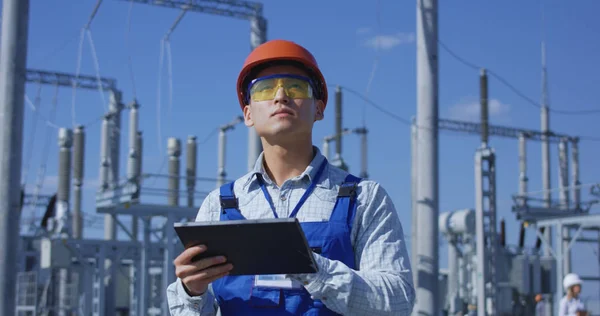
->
[272,108,294,117]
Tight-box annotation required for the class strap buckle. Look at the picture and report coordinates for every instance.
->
[337,182,358,199]
[219,196,239,209]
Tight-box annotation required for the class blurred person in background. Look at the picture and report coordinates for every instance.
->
[559,273,587,316]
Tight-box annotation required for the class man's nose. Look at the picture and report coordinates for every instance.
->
[273,87,290,104]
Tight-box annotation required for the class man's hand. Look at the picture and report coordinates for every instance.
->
[174,245,234,296]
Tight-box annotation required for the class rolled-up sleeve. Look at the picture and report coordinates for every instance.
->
[166,279,218,315]
[166,192,220,315]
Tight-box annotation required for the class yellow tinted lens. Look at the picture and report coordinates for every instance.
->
[281,78,312,99]
[250,77,313,101]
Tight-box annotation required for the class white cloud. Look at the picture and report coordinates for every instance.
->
[363,32,415,50]
[448,97,511,122]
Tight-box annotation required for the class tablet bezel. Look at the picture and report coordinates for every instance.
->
[173,217,318,276]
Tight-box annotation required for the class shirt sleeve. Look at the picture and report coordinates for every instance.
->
[166,278,218,315]
[288,181,416,315]
[558,297,568,316]
[166,192,220,315]
[576,299,586,312]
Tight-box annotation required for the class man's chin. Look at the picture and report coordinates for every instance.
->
[261,124,296,135]
[259,128,305,144]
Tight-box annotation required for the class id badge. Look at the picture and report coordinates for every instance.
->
[254,274,303,289]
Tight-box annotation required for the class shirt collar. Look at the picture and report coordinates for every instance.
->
[242,146,329,191]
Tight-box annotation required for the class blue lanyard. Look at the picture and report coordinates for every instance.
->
[256,160,327,219]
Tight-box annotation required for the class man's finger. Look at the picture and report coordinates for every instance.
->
[185,263,234,283]
[173,244,206,265]
[203,270,231,284]
[176,256,227,278]
[193,255,227,271]
[177,257,230,280]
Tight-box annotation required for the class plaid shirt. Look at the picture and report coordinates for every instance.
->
[166,147,415,315]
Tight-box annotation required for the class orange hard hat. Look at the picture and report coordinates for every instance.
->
[236,39,328,110]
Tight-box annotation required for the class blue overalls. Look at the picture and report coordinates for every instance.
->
[211,161,361,315]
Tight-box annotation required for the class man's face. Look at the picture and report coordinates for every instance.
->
[242,64,325,142]
[572,284,581,295]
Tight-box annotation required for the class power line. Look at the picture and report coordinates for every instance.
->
[362,0,382,126]
[438,40,600,115]
[336,84,600,142]
[336,85,412,126]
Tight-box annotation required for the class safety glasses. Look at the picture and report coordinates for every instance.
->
[247,74,314,103]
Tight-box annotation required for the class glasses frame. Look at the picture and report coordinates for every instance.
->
[245,74,316,104]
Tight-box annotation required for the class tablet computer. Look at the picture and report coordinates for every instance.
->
[173,217,318,276]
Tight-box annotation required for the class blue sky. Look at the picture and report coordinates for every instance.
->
[11,0,600,303]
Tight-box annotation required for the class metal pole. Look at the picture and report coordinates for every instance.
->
[99,115,110,192]
[558,138,569,209]
[127,100,140,240]
[247,15,267,171]
[109,89,123,196]
[480,69,488,146]
[322,138,329,160]
[474,151,487,316]
[217,129,227,188]
[104,121,115,239]
[558,138,571,275]
[56,128,73,234]
[100,114,112,241]
[163,212,176,315]
[135,131,143,187]
[57,127,73,316]
[332,86,348,171]
[410,118,419,289]
[127,100,140,183]
[105,90,122,316]
[474,147,498,316]
[571,137,580,210]
[335,86,342,158]
[415,0,439,314]
[0,1,30,314]
[138,217,151,315]
[458,253,466,303]
[359,128,368,179]
[518,133,528,208]
[73,126,85,239]
[168,138,181,206]
[186,135,197,208]
[554,223,564,314]
[540,41,552,256]
[164,138,180,315]
[99,113,116,314]
[448,236,459,315]
[218,116,243,188]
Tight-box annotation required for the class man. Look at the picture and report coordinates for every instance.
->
[559,273,588,316]
[534,294,546,316]
[166,39,415,315]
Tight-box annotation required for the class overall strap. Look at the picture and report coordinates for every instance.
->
[334,174,362,226]
[219,181,245,220]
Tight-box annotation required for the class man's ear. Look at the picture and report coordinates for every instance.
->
[243,105,254,127]
[314,99,325,121]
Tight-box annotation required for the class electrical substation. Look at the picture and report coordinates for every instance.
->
[1,0,598,315]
